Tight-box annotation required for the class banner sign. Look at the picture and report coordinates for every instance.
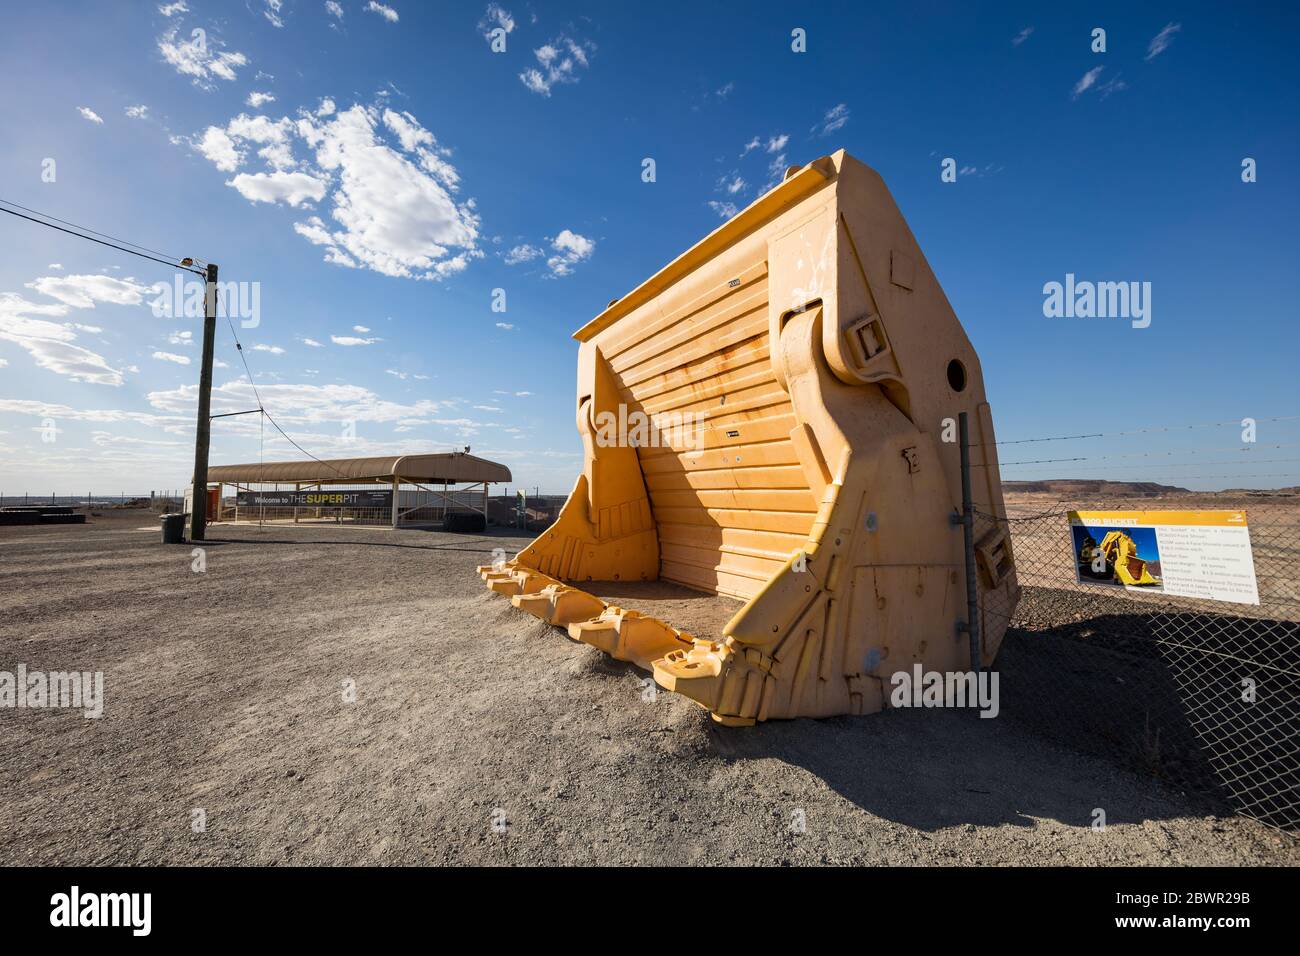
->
[237,490,393,510]
[1068,510,1259,605]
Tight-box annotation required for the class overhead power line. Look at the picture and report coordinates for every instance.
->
[0,199,203,275]
[0,197,188,264]
[211,310,356,485]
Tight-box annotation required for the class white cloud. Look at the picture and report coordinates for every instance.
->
[252,343,285,355]
[191,102,479,280]
[25,274,152,309]
[706,200,738,220]
[1072,66,1126,101]
[811,103,849,137]
[545,229,594,277]
[766,134,788,153]
[152,350,191,365]
[159,1,188,15]
[716,172,746,195]
[330,335,376,345]
[263,0,284,28]
[352,325,370,332]
[380,109,460,188]
[495,322,515,330]
[47,264,63,270]
[325,1,344,19]
[125,104,149,119]
[763,151,790,191]
[1012,27,1033,47]
[146,380,458,427]
[195,126,244,171]
[157,27,249,88]
[289,105,480,279]
[0,399,185,429]
[91,432,184,448]
[1146,22,1181,60]
[0,358,7,368]
[246,91,276,108]
[740,137,761,156]
[167,330,192,345]
[0,273,170,385]
[520,35,594,96]
[78,107,104,124]
[366,2,399,22]
[1072,66,1104,99]
[0,294,124,386]
[1097,74,1128,99]
[301,337,324,347]
[227,112,294,144]
[227,170,328,207]
[480,3,514,42]
[503,243,541,265]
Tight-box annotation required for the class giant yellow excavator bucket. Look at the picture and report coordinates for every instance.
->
[479,150,1019,724]
[1098,531,1161,587]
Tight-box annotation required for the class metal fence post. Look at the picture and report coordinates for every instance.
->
[959,411,981,673]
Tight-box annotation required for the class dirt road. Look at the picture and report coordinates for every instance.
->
[1,511,1293,865]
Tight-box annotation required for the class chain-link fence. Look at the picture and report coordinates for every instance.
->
[975,496,1299,830]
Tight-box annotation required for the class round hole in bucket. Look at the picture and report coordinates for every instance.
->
[946,358,967,392]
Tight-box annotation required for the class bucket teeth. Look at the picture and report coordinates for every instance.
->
[567,607,694,669]
[653,641,767,727]
[485,568,558,597]
[478,561,515,581]
[511,584,607,626]
[485,570,765,724]
[653,641,729,710]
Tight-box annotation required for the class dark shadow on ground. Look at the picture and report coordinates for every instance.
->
[527,618,1212,832]
[521,578,1292,831]
[703,600,1298,831]
[696,707,1166,831]
[997,591,1299,830]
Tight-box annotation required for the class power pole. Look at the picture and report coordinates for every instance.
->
[189,263,219,541]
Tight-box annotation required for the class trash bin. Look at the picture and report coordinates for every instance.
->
[160,513,186,544]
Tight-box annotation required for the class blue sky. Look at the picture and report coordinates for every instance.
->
[1,1,1297,495]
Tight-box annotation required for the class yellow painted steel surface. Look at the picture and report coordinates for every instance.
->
[477,150,1020,724]
[1099,531,1161,586]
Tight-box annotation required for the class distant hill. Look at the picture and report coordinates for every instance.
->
[1002,479,1190,495]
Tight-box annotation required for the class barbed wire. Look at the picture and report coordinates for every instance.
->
[971,414,1300,448]
[986,442,1300,468]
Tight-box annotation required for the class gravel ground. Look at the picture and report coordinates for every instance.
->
[1,510,1295,866]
